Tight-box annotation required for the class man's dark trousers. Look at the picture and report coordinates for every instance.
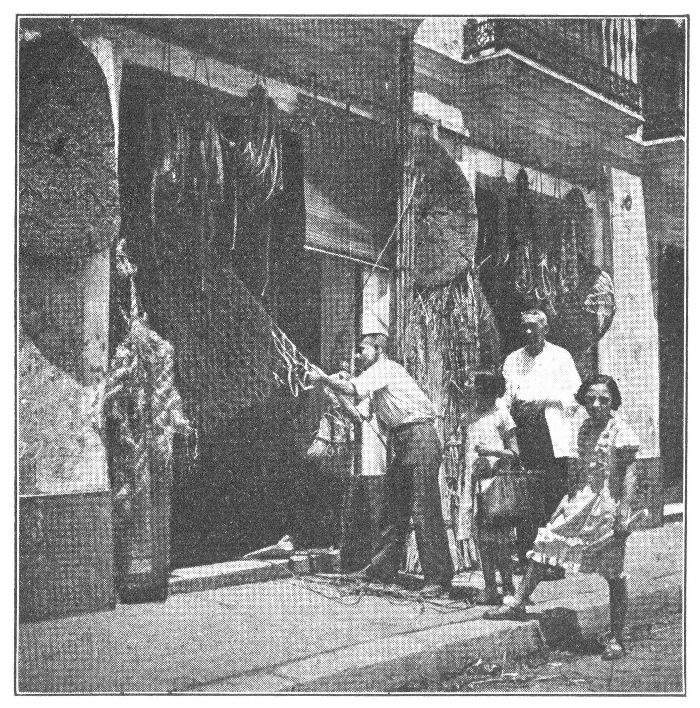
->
[366,422,454,585]
[513,409,569,563]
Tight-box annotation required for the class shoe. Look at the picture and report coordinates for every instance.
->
[601,636,624,660]
[474,588,503,605]
[483,604,527,621]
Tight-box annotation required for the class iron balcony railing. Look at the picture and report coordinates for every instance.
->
[463,19,642,112]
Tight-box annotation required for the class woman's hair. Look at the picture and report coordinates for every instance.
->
[575,374,622,410]
[475,371,506,400]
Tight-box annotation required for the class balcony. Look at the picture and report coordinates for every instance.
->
[463,18,641,113]
[643,109,685,142]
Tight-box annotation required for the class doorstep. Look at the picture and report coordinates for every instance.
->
[169,558,292,595]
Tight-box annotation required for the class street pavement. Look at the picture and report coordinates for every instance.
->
[17,522,683,693]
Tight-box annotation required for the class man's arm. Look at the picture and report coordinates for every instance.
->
[307,365,357,397]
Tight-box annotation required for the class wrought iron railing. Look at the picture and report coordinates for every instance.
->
[463,19,641,112]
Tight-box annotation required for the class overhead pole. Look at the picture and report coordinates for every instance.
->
[393,29,416,367]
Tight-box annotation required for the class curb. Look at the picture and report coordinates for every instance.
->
[197,618,547,693]
[537,584,682,646]
[193,582,682,693]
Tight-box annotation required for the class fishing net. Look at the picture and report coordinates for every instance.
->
[475,172,615,376]
[118,70,316,436]
[105,245,194,600]
[405,273,501,572]
[404,131,502,573]
[19,31,119,260]
[413,132,479,288]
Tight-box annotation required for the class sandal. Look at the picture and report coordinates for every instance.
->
[601,636,624,660]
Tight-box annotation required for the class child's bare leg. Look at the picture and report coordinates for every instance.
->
[513,560,545,606]
[602,575,628,659]
[476,525,501,603]
[497,526,515,596]
[483,560,545,619]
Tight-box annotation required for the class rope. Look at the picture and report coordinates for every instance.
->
[291,573,474,614]
[346,173,420,332]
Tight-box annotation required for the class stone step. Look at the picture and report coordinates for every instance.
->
[169,559,292,595]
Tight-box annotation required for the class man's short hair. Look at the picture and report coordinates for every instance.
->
[360,333,388,351]
[520,308,549,328]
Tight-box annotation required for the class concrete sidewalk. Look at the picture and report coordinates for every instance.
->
[17,522,683,693]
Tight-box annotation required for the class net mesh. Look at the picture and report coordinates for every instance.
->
[19,31,119,260]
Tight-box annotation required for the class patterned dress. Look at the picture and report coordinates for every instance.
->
[527,414,640,578]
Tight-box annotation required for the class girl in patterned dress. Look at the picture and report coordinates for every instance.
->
[483,375,640,661]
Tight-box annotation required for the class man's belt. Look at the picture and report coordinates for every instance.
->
[392,419,434,434]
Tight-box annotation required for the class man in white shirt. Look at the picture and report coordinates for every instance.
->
[501,309,582,567]
[308,333,453,595]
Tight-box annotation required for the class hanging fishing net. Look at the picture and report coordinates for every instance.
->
[406,134,502,572]
[475,169,615,373]
[19,31,119,261]
[413,133,479,288]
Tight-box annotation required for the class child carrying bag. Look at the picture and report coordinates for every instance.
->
[477,458,534,524]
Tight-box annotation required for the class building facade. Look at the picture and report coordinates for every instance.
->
[18,16,418,618]
[413,16,685,521]
[18,16,685,620]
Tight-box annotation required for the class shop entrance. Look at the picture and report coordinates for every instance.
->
[113,66,324,569]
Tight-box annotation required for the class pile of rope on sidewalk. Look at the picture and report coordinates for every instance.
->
[290,572,476,614]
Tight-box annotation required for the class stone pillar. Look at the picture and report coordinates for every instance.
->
[18,29,120,619]
[598,167,662,524]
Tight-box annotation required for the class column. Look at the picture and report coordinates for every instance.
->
[597,167,662,523]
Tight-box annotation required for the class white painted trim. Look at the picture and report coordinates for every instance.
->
[462,47,643,121]
[630,135,686,147]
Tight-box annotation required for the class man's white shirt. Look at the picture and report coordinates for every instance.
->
[352,358,437,432]
[501,341,582,458]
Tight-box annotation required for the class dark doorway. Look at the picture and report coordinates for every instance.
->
[114,66,323,568]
